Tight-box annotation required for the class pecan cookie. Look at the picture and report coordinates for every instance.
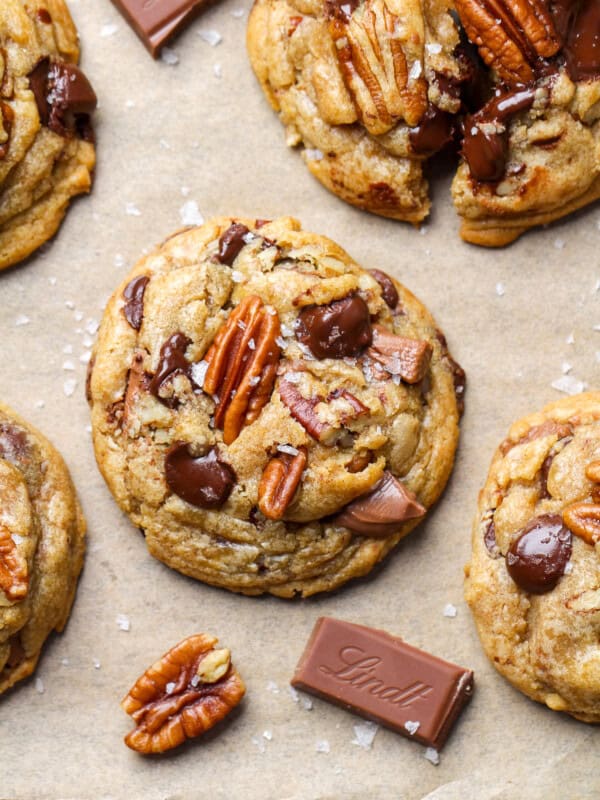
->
[0,402,86,694]
[465,393,600,722]
[88,217,463,597]
[247,0,470,224]
[0,0,97,271]
[452,0,600,246]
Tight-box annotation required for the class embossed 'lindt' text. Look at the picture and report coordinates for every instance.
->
[319,646,433,707]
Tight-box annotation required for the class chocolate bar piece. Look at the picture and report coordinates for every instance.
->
[291,617,474,751]
[110,0,208,57]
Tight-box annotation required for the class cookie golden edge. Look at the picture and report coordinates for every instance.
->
[464,392,600,722]
[0,401,86,695]
[89,216,463,597]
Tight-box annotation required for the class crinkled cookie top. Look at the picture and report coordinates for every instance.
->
[89,216,463,597]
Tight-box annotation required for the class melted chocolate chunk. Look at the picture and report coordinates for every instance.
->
[28,58,97,140]
[165,444,235,509]
[295,295,372,359]
[409,105,455,156]
[122,275,150,331]
[564,0,600,80]
[462,87,536,182]
[333,471,425,537]
[369,269,399,310]
[216,223,250,265]
[149,332,192,406]
[506,514,572,594]
[484,518,499,556]
[550,0,580,41]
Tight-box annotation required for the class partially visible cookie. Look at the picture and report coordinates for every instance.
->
[0,0,97,270]
[0,402,86,694]
[453,0,600,246]
[247,0,470,223]
[89,216,463,597]
[465,393,600,722]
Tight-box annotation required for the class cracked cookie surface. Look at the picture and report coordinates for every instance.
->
[89,216,463,597]
[0,402,86,694]
[465,393,600,722]
[0,0,97,270]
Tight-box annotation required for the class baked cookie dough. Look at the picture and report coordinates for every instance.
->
[247,0,470,224]
[0,0,97,271]
[453,0,600,246]
[465,393,600,722]
[0,403,86,694]
[89,216,464,597]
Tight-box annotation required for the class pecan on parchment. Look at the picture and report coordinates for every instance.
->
[0,524,28,602]
[203,295,282,445]
[454,0,561,87]
[258,445,308,520]
[121,634,245,754]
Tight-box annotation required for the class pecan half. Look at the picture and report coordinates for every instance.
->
[203,296,282,445]
[258,445,308,520]
[0,524,28,602]
[454,0,561,87]
[562,503,600,546]
[366,324,432,384]
[278,379,330,441]
[121,634,245,754]
[327,0,428,133]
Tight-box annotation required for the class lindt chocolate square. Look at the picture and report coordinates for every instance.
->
[291,617,474,751]
[110,0,208,57]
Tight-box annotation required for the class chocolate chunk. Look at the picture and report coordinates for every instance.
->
[122,275,150,331]
[149,332,192,406]
[110,0,209,57]
[506,514,572,594]
[462,87,536,182]
[324,0,359,22]
[291,617,474,751]
[216,223,250,266]
[564,0,600,80]
[409,105,455,156]
[28,58,97,140]
[483,518,499,556]
[368,325,432,385]
[369,269,399,310]
[0,424,29,464]
[333,471,425,537]
[165,444,235,509]
[295,295,372,360]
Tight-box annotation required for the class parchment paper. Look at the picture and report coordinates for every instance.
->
[1,1,599,797]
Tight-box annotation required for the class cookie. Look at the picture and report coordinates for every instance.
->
[0,0,97,271]
[88,216,463,597]
[465,393,600,722]
[452,0,600,246]
[247,0,470,224]
[0,402,86,694]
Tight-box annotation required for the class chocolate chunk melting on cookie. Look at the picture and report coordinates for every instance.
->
[89,217,463,597]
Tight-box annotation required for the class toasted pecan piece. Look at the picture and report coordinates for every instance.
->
[203,295,281,444]
[258,445,308,520]
[0,523,28,602]
[121,634,245,754]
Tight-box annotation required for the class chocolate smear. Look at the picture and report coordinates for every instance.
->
[369,269,399,310]
[149,332,192,406]
[165,444,235,509]
[216,223,250,266]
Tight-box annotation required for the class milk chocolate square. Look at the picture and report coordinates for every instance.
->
[291,617,474,750]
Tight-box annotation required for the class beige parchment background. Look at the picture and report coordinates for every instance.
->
[1,0,599,797]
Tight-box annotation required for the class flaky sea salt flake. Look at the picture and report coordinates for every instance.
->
[266,680,280,694]
[125,202,141,217]
[352,720,379,749]
[35,677,45,694]
[443,603,457,618]
[116,613,130,631]
[198,29,222,46]
[315,739,330,753]
[424,747,440,765]
[404,720,420,735]
[161,47,179,65]
[495,282,505,296]
[179,200,204,227]
[551,375,588,395]
[100,22,118,37]
[63,378,77,397]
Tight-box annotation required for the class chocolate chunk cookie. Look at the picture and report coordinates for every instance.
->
[465,393,600,722]
[0,0,97,270]
[88,217,463,597]
[247,0,469,224]
[0,402,86,694]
